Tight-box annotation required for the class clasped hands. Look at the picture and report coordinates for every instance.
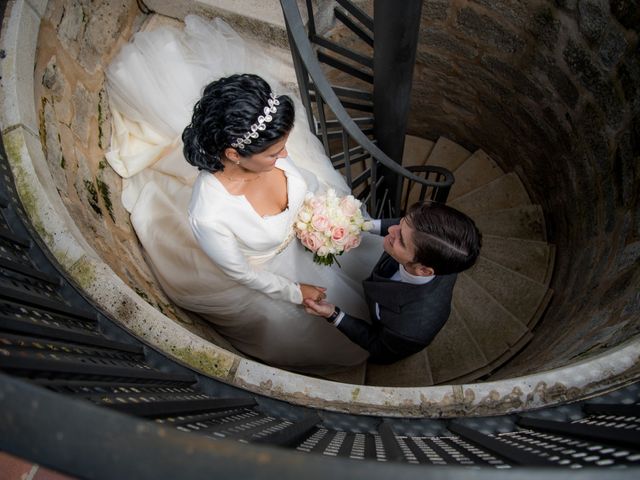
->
[299,283,326,303]
[299,283,335,318]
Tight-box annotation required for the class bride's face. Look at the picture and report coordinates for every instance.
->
[241,134,290,173]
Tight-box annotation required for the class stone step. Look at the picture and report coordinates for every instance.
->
[322,361,367,385]
[449,149,504,201]
[365,350,433,387]
[466,256,550,327]
[472,205,546,241]
[425,136,471,171]
[447,329,534,384]
[402,134,435,167]
[481,235,554,285]
[526,287,554,330]
[426,306,488,384]
[453,273,530,364]
[449,172,531,216]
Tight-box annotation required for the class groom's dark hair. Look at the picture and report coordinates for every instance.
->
[183,74,295,173]
[405,202,482,275]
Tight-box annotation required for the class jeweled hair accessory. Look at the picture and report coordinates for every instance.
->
[231,92,280,150]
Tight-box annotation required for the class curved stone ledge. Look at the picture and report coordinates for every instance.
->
[2,0,639,417]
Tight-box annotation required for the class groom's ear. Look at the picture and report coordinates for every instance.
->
[414,264,435,277]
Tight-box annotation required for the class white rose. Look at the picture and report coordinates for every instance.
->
[298,210,312,223]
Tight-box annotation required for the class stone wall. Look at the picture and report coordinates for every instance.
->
[407,0,639,377]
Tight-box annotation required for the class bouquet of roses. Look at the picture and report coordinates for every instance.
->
[294,188,373,266]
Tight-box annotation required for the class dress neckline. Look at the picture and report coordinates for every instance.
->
[208,157,292,219]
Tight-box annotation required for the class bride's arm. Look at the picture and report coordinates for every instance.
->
[189,216,304,304]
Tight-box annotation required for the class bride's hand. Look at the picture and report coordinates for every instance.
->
[300,284,326,302]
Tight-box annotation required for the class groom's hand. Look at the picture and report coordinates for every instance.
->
[303,298,335,318]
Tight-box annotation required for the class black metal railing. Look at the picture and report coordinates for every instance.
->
[281,0,453,218]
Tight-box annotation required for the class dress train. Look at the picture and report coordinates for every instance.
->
[106,15,383,372]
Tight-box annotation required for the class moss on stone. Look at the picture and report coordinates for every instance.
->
[133,286,151,302]
[2,132,53,246]
[60,155,66,169]
[68,256,97,288]
[170,345,234,378]
[39,97,49,159]
[351,387,361,401]
[96,177,114,221]
[84,178,102,216]
[97,91,104,149]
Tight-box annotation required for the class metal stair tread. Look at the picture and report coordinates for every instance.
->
[448,149,504,201]
[106,396,257,418]
[0,353,196,383]
[0,314,142,353]
[0,283,96,320]
[0,225,30,247]
[0,255,61,286]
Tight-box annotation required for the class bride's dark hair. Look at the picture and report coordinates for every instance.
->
[182,74,295,173]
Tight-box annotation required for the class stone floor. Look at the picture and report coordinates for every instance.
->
[0,452,74,480]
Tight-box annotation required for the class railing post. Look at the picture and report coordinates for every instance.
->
[373,0,422,215]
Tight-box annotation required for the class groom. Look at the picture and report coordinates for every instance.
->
[304,202,482,364]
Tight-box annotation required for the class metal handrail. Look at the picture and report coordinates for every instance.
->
[280,0,453,215]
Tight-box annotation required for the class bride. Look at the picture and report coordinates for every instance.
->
[106,15,383,373]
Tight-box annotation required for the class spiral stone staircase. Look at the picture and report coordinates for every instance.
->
[1,0,640,478]
[363,135,555,387]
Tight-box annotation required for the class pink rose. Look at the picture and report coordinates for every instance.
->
[340,196,359,217]
[331,226,348,245]
[344,234,361,252]
[302,232,323,252]
[311,214,330,232]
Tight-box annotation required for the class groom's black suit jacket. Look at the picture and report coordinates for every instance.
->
[336,220,457,364]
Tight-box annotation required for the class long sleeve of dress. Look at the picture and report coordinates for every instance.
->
[189,216,303,304]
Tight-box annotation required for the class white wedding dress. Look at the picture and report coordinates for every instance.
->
[106,15,383,373]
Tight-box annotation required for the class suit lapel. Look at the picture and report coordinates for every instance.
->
[365,254,439,312]
[372,253,398,279]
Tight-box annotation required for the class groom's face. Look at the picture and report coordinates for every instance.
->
[383,218,416,267]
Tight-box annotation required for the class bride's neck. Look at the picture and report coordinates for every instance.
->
[217,162,261,182]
